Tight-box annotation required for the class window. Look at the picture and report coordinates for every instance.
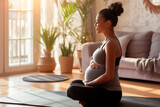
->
[9,0,33,66]
[3,0,40,73]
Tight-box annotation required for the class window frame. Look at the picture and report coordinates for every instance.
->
[3,0,40,73]
[0,0,4,74]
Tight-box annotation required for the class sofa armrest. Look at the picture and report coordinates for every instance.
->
[82,42,101,73]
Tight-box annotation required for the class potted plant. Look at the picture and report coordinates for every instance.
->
[36,26,60,72]
[58,1,77,73]
[75,0,95,71]
[59,42,76,73]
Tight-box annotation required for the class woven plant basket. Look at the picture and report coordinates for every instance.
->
[37,58,56,72]
[59,56,73,73]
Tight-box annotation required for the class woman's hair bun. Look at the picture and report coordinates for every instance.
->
[108,2,124,16]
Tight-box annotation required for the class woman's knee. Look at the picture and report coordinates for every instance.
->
[70,79,82,85]
[67,86,78,100]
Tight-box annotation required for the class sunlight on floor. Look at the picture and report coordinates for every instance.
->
[120,80,160,98]
[121,83,154,91]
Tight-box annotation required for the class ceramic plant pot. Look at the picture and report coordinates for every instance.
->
[59,56,73,73]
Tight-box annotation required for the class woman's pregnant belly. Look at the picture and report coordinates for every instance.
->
[85,65,105,82]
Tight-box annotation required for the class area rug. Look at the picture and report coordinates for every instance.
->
[0,90,159,107]
[22,75,69,82]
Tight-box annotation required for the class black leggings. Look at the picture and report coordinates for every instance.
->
[67,80,122,106]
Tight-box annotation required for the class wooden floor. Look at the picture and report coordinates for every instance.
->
[0,69,160,107]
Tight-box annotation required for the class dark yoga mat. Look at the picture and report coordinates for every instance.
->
[0,90,159,107]
[22,75,69,82]
[0,90,80,107]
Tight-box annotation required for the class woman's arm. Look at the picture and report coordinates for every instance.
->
[84,40,117,86]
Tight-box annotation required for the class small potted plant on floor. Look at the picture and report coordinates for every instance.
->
[36,26,60,73]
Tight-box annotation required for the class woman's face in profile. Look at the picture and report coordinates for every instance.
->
[94,14,106,34]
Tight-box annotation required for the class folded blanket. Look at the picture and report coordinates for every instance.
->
[135,58,160,75]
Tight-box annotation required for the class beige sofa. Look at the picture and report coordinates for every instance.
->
[82,31,160,82]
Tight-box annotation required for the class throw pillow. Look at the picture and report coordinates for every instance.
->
[117,35,132,56]
[126,31,153,58]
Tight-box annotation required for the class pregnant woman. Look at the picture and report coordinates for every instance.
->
[67,2,124,107]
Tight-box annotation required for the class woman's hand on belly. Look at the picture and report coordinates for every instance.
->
[83,80,90,86]
[90,60,99,69]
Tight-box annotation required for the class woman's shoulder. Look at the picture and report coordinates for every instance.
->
[105,38,117,48]
[104,38,120,54]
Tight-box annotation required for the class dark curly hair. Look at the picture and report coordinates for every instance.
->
[99,2,124,27]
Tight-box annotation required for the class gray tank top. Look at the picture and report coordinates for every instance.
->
[85,36,122,91]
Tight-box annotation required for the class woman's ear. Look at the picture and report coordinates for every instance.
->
[105,20,112,27]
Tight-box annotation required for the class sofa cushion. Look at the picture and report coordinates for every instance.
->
[126,31,153,58]
[119,57,137,70]
[117,35,133,56]
[149,32,160,58]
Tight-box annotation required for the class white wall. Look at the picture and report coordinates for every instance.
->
[92,0,160,41]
